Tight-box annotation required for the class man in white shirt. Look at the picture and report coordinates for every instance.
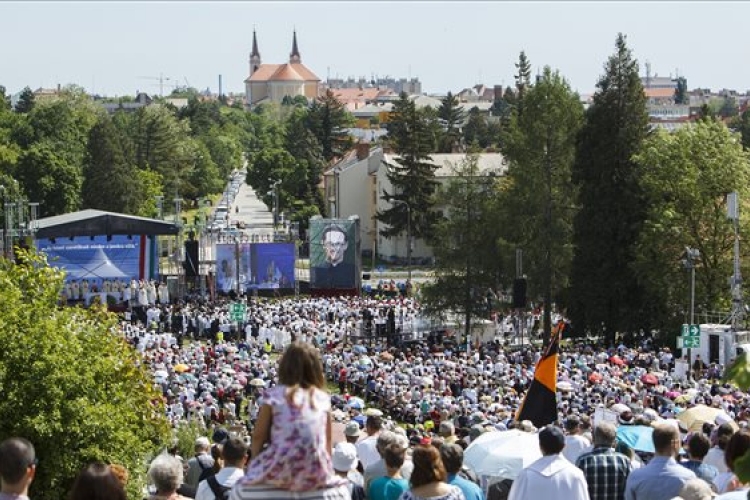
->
[356,415,383,469]
[509,425,590,500]
[195,436,247,500]
[562,415,592,464]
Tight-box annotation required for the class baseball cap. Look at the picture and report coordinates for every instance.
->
[332,443,359,472]
[344,422,361,437]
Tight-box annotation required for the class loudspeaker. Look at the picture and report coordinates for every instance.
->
[512,278,527,309]
[184,241,199,277]
[362,273,371,281]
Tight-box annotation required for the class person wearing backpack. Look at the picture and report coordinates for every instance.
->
[195,437,248,500]
[185,437,215,490]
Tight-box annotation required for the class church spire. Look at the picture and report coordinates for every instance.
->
[289,30,301,64]
[249,28,261,76]
[251,29,260,58]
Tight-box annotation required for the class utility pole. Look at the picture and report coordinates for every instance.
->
[682,247,700,380]
[543,139,553,347]
[728,192,744,329]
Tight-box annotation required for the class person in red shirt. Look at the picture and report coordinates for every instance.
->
[339,367,348,394]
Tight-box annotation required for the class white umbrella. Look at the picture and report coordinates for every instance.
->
[557,381,573,392]
[249,378,266,387]
[464,430,542,483]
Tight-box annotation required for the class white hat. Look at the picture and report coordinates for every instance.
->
[331,443,359,472]
[344,422,361,437]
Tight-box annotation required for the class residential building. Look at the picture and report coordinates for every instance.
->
[98,92,152,113]
[325,147,507,261]
[325,76,422,96]
[244,30,320,108]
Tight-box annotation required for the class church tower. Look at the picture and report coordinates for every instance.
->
[249,29,261,76]
[289,30,301,64]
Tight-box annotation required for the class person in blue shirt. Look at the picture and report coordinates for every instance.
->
[368,443,409,500]
[680,432,718,487]
[625,423,696,500]
[440,443,485,500]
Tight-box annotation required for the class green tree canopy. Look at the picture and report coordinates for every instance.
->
[422,154,502,341]
[514,51,533,116]
[501,66,583,336]
[0,251,170,500]
[633,120,750,334]
[674,76,688,105]
[437,92,465,153]
[376,93,439,240]
[82,115,145,214]
[14,87,35,114]
[570,33,650,340]
[16,141,82,216]
[306,90,354,162]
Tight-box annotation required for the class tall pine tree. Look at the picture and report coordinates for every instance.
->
[306,90,354,163]
[376,93,438,240]
[501,66,583,340]
[83,116,134,213]
[569,33,650,341]
[514,51,532,116]
[437,92,465,153]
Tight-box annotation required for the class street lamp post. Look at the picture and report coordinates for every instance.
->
[682,246,700,380]
[268,180,281,231]
[392,199,411,283]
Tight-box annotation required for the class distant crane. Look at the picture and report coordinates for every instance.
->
[137,74,172,96]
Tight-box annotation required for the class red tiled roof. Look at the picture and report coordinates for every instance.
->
[270,65,304,82]
[290,63,320,81]
[247,64,282,82]
[247,63,320,83]
[329,88,383,104]
[644,87,675,99]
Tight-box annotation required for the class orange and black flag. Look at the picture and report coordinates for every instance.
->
[515,321,564,428]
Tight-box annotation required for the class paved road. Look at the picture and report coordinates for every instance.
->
[228,180,275,238]
[202,175,276,264]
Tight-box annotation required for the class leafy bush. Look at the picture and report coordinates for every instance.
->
[0,250,170,500]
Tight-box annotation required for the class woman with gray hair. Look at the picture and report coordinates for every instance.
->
[147,454,191,500]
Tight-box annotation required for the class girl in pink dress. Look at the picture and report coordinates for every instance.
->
[232,342,348,499]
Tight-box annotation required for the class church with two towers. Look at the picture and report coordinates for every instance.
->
[244,31,321,108]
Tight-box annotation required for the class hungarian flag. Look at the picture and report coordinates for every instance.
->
[515,321,564,428]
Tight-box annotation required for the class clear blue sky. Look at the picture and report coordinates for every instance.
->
[3,1,749,97]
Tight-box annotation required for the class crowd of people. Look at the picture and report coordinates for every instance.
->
[6,293,750,500]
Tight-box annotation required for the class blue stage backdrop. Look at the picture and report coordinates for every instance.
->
[36,235,148,295]
[215,243,251,294]
[250,243,295,290]
[215,242,295,294]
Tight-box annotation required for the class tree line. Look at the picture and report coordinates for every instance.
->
[4,33,750,341]
[386,34,750,343]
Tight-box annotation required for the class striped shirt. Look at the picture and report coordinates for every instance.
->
[576,447,633,500]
